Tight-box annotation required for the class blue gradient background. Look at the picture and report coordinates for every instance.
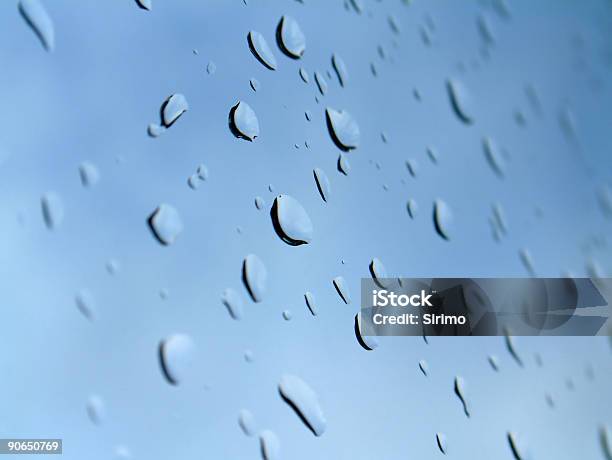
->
[0,0,611,459]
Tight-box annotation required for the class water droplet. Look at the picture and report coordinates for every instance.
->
[282,310,292,321]
[222,288,244,320]
[259,430,280,460]
[419,359,429,376]
[206,60,217,75]
[597,184,612,218]
[436,432,447,454]
[238,409,256,437]
[254,196,265,210]
[369,258,389,288]
[314,71,328,95]
[106,259,120,275]
[426,146,439,164]
[135,0,152,10]
[488,355,499,371]
[504,330,524,367]
[333,276,351,304]
[41,192,64,230]
[313,168,331,202]
[271,195,313,245]
[187,174,201,190]
[454,376,470,417]
[248,31,277,70]
[492,203,507,234]
[337,154,351,175]
[148,204,183,246]
[354,313,379,350]
[388,15,400,34]
[331,54,348,87]
[518,248,535,275]
[433,199,453,240]
[79,162,100,188]
[349,0,364,14]
[250,78,261,92]
[507,432,525,460]
[161,94,189,127]
[599,425,612,460]
[304,291,317,316]
[86,395,106,425]
[477,14,495,45]
[406,199,418,218]
[268,184,275,193]
[75,289,96,321]
[276,16,306,59]
[326,108,360,151]
[19,0,55,52]
[242,254,267,302]
[446,79,474,124]
[244,349,254,362]
[196,164,208,181]
[482,137,505,178]
[278,374,327,436]
[299,67,310,83]
[147,123,166,138]
[158,334,196,385]
[229,101,260,141]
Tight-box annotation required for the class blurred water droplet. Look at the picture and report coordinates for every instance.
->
[242,254,267,302]
[147,123,166,138]
[250,78,261,92]
[299,67,309,83]
[483,137,505,178]
[477,14,495,46]
[238,409,256,436]
[436,432,447,454]
[488,355,499,371]
[222,288,244,320]
[337,154,351,175]
[454,376,470,417]
[446,79,474,124]
[206,60,217,75]
[259,430,280,460]
[326,108,360,151]
[148,204,183,246]
[504,330,524,367]
[229,101,260,141]
[75,289,96,321]
[369,258,389,288]
[248,31,277,70]
[86,395,105,425]
[196,164,208,181]
[492,203,507,234]
[433,199,453,240]
[314,71,328,95]
[349,0,364,14]
[187,174,200,190]
[388,15,400,34]
[597,184,612,218]
[600,425,612,460]
[545,392,555,408]
[406,159,419,177]
[282,310,292,321]
[114,445,132,460]
[161,94,189,127]
[19,0,54,51]
[276,16,306,59]
[159,288,169,300]
[427,146,439,164]
[518,248,535,275]
[135,0,152,10]
[354,313,378,350]
[304,291,317,316]
[313,168,331,202]
[41,192,64,230]
[79,162,100,188]
[507,432,525,460]
[271,195,313,245]
[244,349,254,362]
[255,196,265,210]
[419,359,429,376]
[279,374,327,436]
[407,199,418,218]
[332,54,348,87]
[159,334,195,385]
[333,276,351,304]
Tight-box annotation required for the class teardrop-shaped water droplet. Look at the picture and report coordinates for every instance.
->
[86,395,106,425]
[313,168,331,202]
[304,291,317,316]
[337,154,351,175]
[147,123,166,138]
[433,199,453,240]
[148,204,183,245]
[254,196,265,210]
[436,432,447,454]
[299,67,309,84]
[354,313,379,350]
[407,199,418,218]
[79,162,100,188]
[41,192,63,230]
[454,376,470,417]
[282,310,292,321]
[276,16,306,59]
[135,0,152,10]
[242,254,267,302]
[279,374,327,436]
[229,101,260,141]
[75,289,96,321]
[271,195,313,245]
[333,276,351,304]
[259,430,280,460]
[238,409,256,437]
[326,108,360,151]
[369,258,390,288]
[507,432,525,460]
[446,79,474,124]
[332,54,348,87]
[482,137,505,178]
[248,31,277,70]
[222,288,244,320]
[158,333,196,385]
[314,71,328,95]
[250,78,260,92]
[419,359,429,376]
[161,94,189,127]
[19,0,55,52]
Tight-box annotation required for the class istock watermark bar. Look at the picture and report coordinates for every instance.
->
[360,278,612,336]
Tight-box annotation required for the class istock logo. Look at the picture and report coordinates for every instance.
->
[372,289,434,307]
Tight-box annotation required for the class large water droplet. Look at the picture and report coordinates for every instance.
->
[332,54,348,87]
[135,0,152,10]
[433,199,453,240]
[446,79,474,124]
[238,409,256,437]
[313,168,331,202]
[482,137,505,178]
[278,374,327,436]
[75,289,96,321]
[148,204,183,246]
[86,395,106,425]
[79,162,100,188]
[158,334,196,385]
[276,16,306,59]
[333,276,351,304]
[354,313,379,350]
[304,291,317,316]
[229,101,260,141]
[242,254,267,302]
[41,192,64,230]
[161,94,189,127]
[454,376,470,417]
[259,431,280,460]
[222,288,244,320]
[271,195,313,245]
[19,0,54,52]
[248,31,277,70]
[326,108,360,151]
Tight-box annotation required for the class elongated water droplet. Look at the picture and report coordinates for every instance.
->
[407,199,418,218]
[206,60,216,75]
[332,54,348,87]
[254,196,265,210]
[419,359,429,376]
[161,94,189,127]
[238,409,256,437]
[304,291,317,316]
[597,184,612,218]
[135,0,152,10]
[436,432,447,454]
[41,192,63,230]
[507,432,525,460]
[519,248,535,275]
[187,174,200,190]
[446,79,474,124]
[259,430,280,460]
[454,376,470,417]
[196,164,208,181]
[279,375,327,436]
[433,199,453,240]
[158,334,196,385]
[271,194,313,245]
[276,16,306,58]
[299,67,309,83]
[492,203,507,234]
[79,162,100,188]
[504,330,523,367]
[229,101,260,141]
[248,31,277,70]
[600,425,612,460]
[242,254,267,302]
[314,71,328,95]
[488,355,499,371]
[483,137,505,178]
[337,154,351,175]
[326,108,360,151]
[313,168,331,202]
[406,158,419,177]
[333,276,351,304]
[75,289,96,321]
[19,0,54,51]
[250,78,260,92]
[282,310,292,321]
[369,258,389,288]
[86,395,106,425]
[222,288,244,320]
[354,313,379,350]
[148,204,183,245]
[477,14,495,45]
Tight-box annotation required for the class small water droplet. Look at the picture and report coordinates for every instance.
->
[148,204,183,246]
[271,194,313,245]
[314,71,328,95]
[504,330,524,367]
[331,54,348,87]
[388,15,400,34]
[477,14,495,45]
[507,432,525,460]
[278,374,327,436]
[238,409,256,437]
[75,289,96,321]
[86,395,106,425]
[482,137,505,178]
[276,16,306,59]
[597,184,612,218]
[354,313,379,350]
[250,78,261,92]
[454,376,470,417]
[19,0,55,51]
[206,60,217,75]
[599,425,612,460]
[244,349,254,362]
[282,310,292,321]
[433,199,453,240]
[304,291,317,316]
[406,199,418,219]
[488,355,499,371]
[436,432,447,454]
[369,258,389,288]
[337,154,351,175]
[248,31,277,70]
[196,164,208,181]
[41,192,64,230]
[147,123,166,138]
[313,168,331,202]
[254,196,265,210]
[446,79,474,124]
[135,0,152,10]
[229,101,260,141]
[187,174,200,190]
[106,259,120,275]
[79,162,100,188]
[326,108,360,151]
[333,276,351,304]
[418,359,429,376]
[159,288,169,300]
[259,430,280,460]
[518,248,535,275]
[158,333,196,385]
[161,94,189,127]
[222,288,244,320]
[242,254,267,302]
[299,67,310,83]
